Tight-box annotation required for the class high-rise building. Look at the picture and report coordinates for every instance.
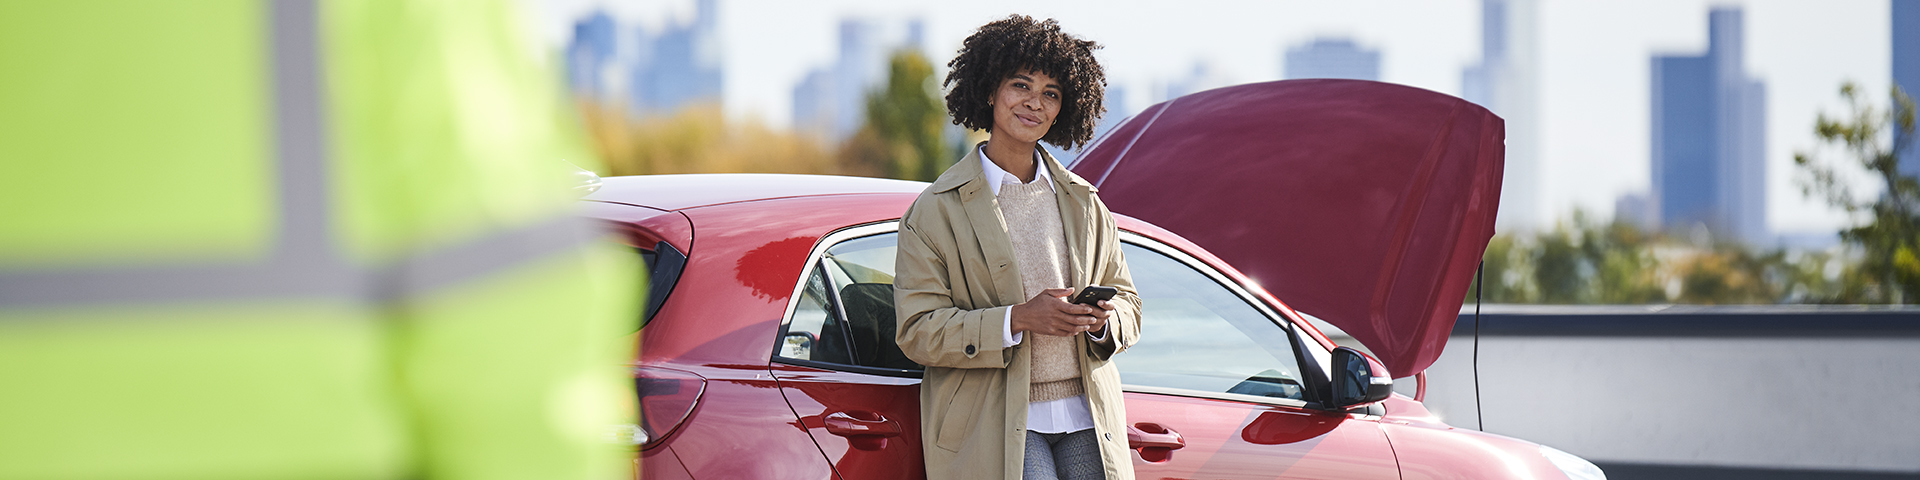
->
[1283,38,1380,81]
[1651,7,1768,243]
[792,18,926,142]
[629,0,724,115]
[792,69,834,138]
[565,11,619,98]
[1161,61,1226,102]
[1895,1,1920,178]
[1461,0,1541,231]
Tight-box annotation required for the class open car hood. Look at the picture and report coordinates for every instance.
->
[1071,79,1503,376]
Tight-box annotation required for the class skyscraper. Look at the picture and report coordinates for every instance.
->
[790,18,930,143]
[629,0,724,115]
[792,19,882,142]
[1651,7,1768,244]
[1283,38,1380,81]
[565,11,619,98]
[1895,0,1920,178]
[1461,0,1540,231]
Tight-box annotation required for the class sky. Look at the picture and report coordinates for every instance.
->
[523,0,1893,239]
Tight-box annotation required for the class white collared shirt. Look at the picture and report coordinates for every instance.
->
[979,144,1054,196]
[982,144,1098,434]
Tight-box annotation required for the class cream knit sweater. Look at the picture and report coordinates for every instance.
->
[998,180,1084,403]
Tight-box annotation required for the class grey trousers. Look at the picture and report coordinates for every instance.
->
[1023,429,1104,480]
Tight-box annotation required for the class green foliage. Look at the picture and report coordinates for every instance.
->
[855,49,950,181]
[1470,212,1838,305]
[1476,235,1533,302]
[1793,83,1920,303]
[1480,213,1671,304]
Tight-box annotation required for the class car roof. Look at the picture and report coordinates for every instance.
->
[584,173,930,211]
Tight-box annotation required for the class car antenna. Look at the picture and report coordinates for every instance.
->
[1473,260,1484,431]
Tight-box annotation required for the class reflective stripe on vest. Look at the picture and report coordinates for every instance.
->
[0,0,596,312]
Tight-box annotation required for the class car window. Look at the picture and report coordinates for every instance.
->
[1115,242,1308,401]
[778,266,842,362]
[777,231,922,374]
[634,241,686,331]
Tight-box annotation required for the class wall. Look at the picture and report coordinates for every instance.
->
[1339,305,1920,479]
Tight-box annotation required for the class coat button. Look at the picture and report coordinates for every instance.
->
[965,345,976,355]
[1104,433,1113,441]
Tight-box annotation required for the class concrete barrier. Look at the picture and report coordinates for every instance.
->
[1312,305,1920,479]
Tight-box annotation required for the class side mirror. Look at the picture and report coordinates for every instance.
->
[1329,346,1392,410]
[780,332,816,359]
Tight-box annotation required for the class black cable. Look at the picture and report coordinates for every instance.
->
[1473,260,1485,431]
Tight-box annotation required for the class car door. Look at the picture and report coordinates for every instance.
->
[1113,236,1399,479]
[770,226,926,480]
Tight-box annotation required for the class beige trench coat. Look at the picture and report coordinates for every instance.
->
[894,144,1142,480]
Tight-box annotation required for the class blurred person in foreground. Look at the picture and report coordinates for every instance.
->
[893,15,1142,480]
[0,1,635,479]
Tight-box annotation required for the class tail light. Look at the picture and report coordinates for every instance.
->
[627,367,705,450]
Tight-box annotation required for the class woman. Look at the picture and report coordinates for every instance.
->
[893,15,1141,480]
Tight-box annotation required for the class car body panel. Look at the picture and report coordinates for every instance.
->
[582,201,694,254]
[1381,422,1570,480]
[635,445,695,480]
[642,363,836,479]
[1123,393,1399,479]
[1070,79,1505,376]
[630,193,913,365]
[772,363,925,480]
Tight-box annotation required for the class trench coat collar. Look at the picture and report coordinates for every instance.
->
[929,141,1099,196]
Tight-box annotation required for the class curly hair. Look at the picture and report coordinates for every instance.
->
[944,15,1106,150]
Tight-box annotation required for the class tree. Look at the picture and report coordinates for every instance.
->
[1793,83,1920,303]
[1475,234,1536,303]
[1532,225,1587,303]
[1587,218,1669,303]
[860,49,949,181]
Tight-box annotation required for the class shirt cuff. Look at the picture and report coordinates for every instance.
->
[1086,326,1107,342]
[1002,307,1023,347]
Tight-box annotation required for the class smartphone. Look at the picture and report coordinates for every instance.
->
[1070,286,1118,306]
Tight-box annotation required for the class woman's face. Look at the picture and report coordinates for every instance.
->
[989,69,1062,145]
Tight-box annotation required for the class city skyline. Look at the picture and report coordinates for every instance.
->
[531,0,1893,239]
[1651,7,1770,244]
[1283,38,1382,81]
[564,0,723,115]
[1461,0,1543,231]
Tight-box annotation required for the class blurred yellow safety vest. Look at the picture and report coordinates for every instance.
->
[0,1,636,478]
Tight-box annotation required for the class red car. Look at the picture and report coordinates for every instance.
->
[588,80,1606,480]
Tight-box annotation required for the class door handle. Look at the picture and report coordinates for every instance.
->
[1128,423,1185,462]
[824,411,901,438]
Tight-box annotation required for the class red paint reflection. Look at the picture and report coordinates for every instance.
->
[1241,410,1340,446]
[734,236,812,301]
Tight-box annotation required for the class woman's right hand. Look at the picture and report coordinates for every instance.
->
[1010,288,1106,336]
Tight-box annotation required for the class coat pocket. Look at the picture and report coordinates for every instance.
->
[933,370,984,452]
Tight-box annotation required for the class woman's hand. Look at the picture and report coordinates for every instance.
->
[1011,288,1112,337]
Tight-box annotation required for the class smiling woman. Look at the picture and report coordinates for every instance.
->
[893,14,1140,480]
